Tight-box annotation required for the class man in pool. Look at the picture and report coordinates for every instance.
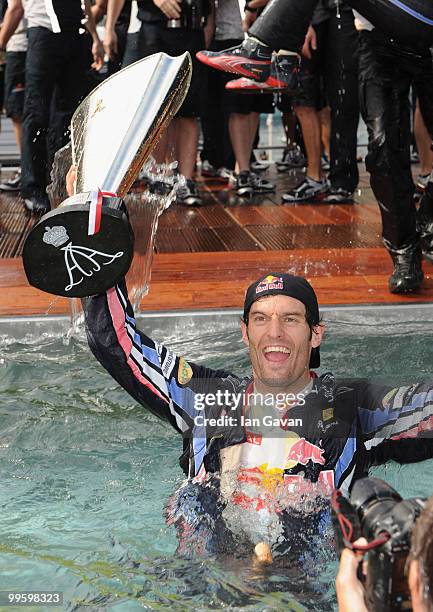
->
[81,268,433,557]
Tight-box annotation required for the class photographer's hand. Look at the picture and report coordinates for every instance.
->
[336,541,368,612]
[153,0,181,19]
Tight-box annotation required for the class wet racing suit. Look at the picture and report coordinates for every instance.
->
[82,281,433,502]
[247,0,433,280]
[247,0,433,53]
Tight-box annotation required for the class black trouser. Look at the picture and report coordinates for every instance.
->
[136,22,206,118]
[21,27,91,199]
[250,0,433,52]
[324,7,359,193]
[200,40,236,170]
[358,30,433,253]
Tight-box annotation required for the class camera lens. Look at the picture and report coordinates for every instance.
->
[350,478,402,539]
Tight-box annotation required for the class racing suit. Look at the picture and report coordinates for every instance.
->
[248,0,433,52]
[82,281,433,501]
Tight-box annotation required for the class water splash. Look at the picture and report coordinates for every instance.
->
[46,151,182,337]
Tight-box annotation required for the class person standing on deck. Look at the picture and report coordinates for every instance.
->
[196,0,433,294]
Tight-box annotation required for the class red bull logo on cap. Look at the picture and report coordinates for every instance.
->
[255,275,284,295]
[286,437,325,466]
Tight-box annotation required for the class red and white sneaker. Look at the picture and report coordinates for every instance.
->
[226,54,300,94]
[196,38,272,82]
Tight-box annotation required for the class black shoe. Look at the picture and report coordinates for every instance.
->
[147,178,174,196]
[416,173,430,192]
[23,194,50,214]
[234,170,275,196]
[282,176,329,203]
[388,248,423,294]
[0,170,21,192]
[176,179,203,206]
[196,38,272,82]
[276,147,306,172]
[321,153,330,171]
[322,188,354,204]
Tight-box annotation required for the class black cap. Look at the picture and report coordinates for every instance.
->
[243,273,321,368]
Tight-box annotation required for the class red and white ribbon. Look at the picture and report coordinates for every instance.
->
[87,189,118,236]
[88,189,103,236]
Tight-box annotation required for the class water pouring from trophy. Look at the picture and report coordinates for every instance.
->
[23,52,192,298]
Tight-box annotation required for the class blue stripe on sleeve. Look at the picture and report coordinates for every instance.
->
[335,422,357,486]
[388,0,433,25]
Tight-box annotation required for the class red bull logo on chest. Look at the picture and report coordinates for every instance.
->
[286,437,325,466]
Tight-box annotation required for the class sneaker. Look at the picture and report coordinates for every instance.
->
[276,147,306,172]
[196,38,272,82]
[416,173,430,192]
[23,194,50,214]
[282,177,329,203]
[147,178,174,196]
[322,187,354,203]
[225,54,299,93]
[249,171,275,193]
[389,247,423,294]
[321,153,330,171]
[0,169,21,191]
[201,160,218,177]
[250,160,270,172]
[235,170,275,196]
[216,167,236,182]
[176,179,203,206]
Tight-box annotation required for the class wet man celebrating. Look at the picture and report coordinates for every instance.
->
[81,262,433,555]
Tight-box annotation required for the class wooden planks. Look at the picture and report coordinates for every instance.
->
[1,164,433,315]
[2,250,433,316]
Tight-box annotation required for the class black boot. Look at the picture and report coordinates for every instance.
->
[388,244,423,294]
[417,180,433,263]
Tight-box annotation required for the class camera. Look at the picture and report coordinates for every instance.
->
[332,478,426,612]
[167,0,208,30]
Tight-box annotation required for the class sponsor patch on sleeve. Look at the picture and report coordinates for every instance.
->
[178,357,193,385]
[322,407,334,421]
[162,349,176,379]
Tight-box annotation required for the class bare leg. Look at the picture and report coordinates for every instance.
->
[414,101,433,175]
[248,111,260,158]
[153,131,170,165]
[229,112,253,173]
[319,106,331,160]
[175,116,199,179]
[294,105,322,180]
[12,118,22,153]
[282,110,297,148]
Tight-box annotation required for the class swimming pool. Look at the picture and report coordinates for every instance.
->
[1,304,433,610]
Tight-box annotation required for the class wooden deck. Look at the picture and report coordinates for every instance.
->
[1,159,433,316]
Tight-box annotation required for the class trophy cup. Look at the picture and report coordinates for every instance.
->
[23,52,192,298]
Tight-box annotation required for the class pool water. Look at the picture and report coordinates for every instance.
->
[1,305,433,611]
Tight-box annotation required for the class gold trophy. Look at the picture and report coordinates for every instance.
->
[23,52,192,298]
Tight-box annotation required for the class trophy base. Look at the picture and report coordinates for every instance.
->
[23,195,134,298]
